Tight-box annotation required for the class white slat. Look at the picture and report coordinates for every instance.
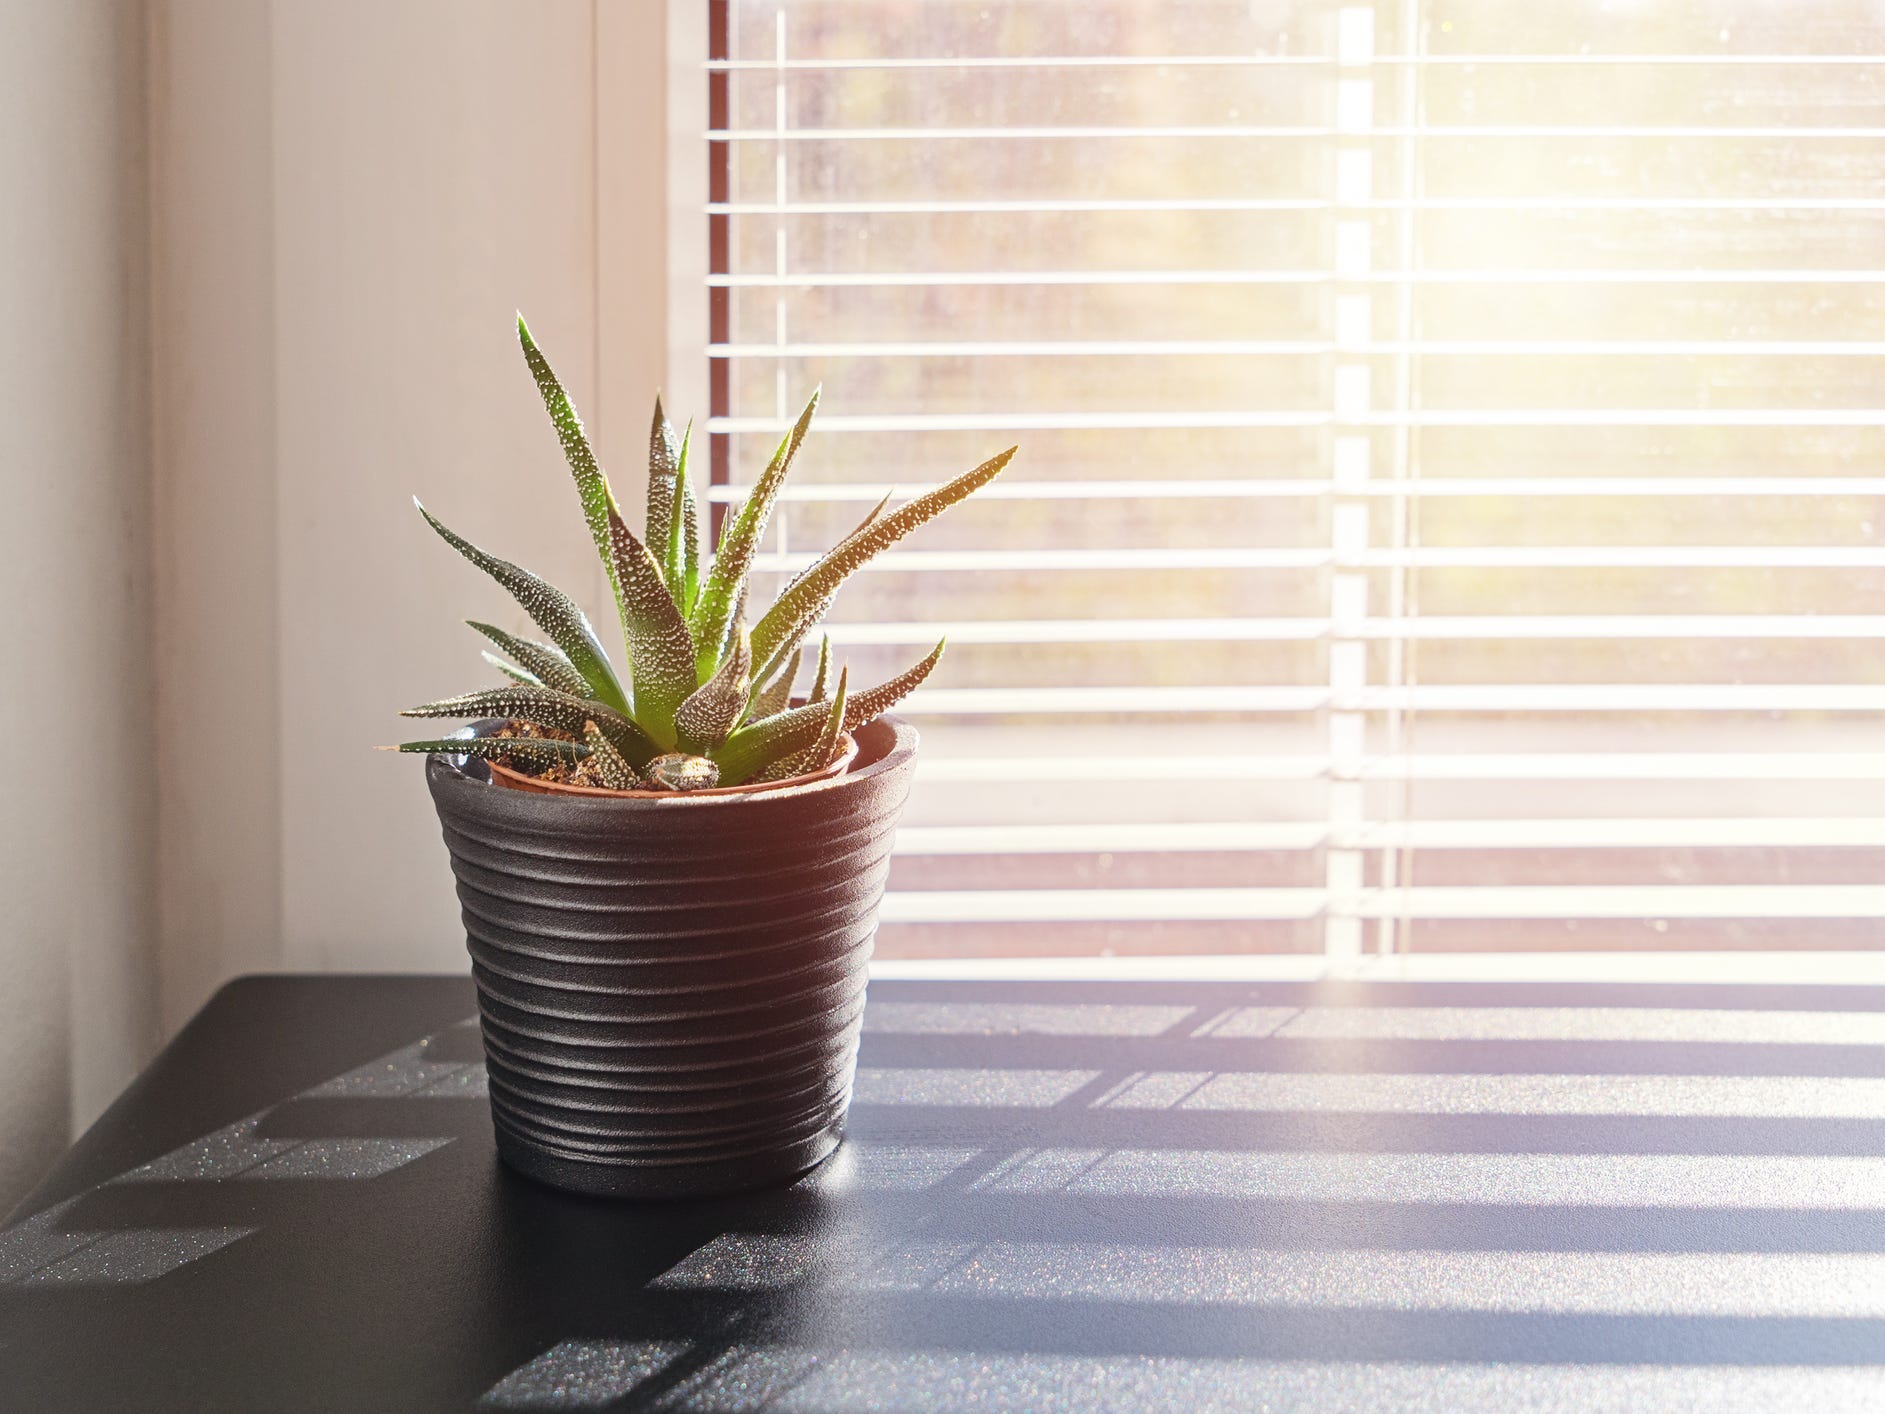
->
[710,411,1885,433]
[825,616,1885,645]
[878,884,1885,923]
[712,125,1885,142]
[712,338,1885,357]
[707,54,1885,71]
[709,270,1885,287]
[708,478,1885,502]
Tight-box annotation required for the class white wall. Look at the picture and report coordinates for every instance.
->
[0,0,158,1208]
[152,0,669,1026]
[0,0,669,1208]
[149,0,284,1037]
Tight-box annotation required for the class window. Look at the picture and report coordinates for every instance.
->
[689,1,1885,962]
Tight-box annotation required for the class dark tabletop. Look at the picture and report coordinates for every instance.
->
[7,972,1885,1411]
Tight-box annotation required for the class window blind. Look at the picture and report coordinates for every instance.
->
[699,0,1885,959]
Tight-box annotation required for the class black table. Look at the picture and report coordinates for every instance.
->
[7,973,1885,1410]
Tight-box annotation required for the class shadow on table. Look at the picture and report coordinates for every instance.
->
[10,979,1885,1410]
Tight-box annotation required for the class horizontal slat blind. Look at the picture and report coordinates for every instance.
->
[702,0,1885,959]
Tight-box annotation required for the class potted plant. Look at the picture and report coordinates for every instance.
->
[394,316,1013,1199]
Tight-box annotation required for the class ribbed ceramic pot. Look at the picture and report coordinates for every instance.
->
[424,714,918,1199]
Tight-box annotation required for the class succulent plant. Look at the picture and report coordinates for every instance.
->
[395,315,1014,790]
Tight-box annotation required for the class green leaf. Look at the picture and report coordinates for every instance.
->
[582,721,643,790]
[809,634,834,703]
[690,387,820,678]
[673,623,751,753]
[749,601,827,703]
[678,422,701,613]
[715,579,749,672]
[605,498,698,746]
[716,638,944,785]
[417,500,629,716]
[746,645,799,724]
[749,499,887,690]
[751,749,808,783]
[754,666,850,782]
[807,665,848,768]
[394,735,591,766]
[750,447,1013,670]
[400,684,655,764]
[466,621,590,696]
[850,489,894,537]
[482,651,538,687]
[774,491,891,609]
[645,396,680,591]
[517,314,627,635]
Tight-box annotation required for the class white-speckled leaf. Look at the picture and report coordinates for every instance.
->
[605,500,698,746]
[399,684,655,764]
[808,664,848,767]
[750,447,1012,670]
[774,490,891,611]
[466,621,590,696]
[746,645,799,725]
[809,634,833,703]
[678,422,700,613]
[517,315,627,635]
[754,665,849,782]
[673,623,751,753]
[582,721,643,789]
[717,638,944,785]
[395,736,590,766]
[482,651,538,687]
[750,591,833,702]
[751,491,887,688]
[645,396,680,593]
[417,500,629,716]
[690,388,820,679]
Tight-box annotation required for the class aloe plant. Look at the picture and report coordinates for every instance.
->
[396,314,1014,789]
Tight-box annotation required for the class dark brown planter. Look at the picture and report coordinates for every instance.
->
[424,714,917,1199]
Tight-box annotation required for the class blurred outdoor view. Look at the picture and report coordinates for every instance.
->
[704,0,1885,959]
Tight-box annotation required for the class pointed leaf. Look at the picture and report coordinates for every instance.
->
[752,749,810,783]
[417,500,628,715]
[645,396,680,589]
[753,501,890,693]
[582,721,643,790]
[750,589,833,698]
[400,684,655,764]
[673,623,751,753]
[751,448,1011,670]
[807,665,848,767]
[483,651,538,687]
[716,639,944,785]
[517,315,627,633]
[747,646,799,724]
[466,621,590,696]
[715,578,749,672]
[678,422,701,613]
[809,634,833,703]
[753,512,877,695]
[754,666,850,782]
[849,489,894,538]
[775,490,892,608]
[690,388,820,678]
[394,736,590,766]
[605,499,698,745]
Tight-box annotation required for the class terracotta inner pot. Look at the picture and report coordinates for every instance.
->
[485,732,859,800]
